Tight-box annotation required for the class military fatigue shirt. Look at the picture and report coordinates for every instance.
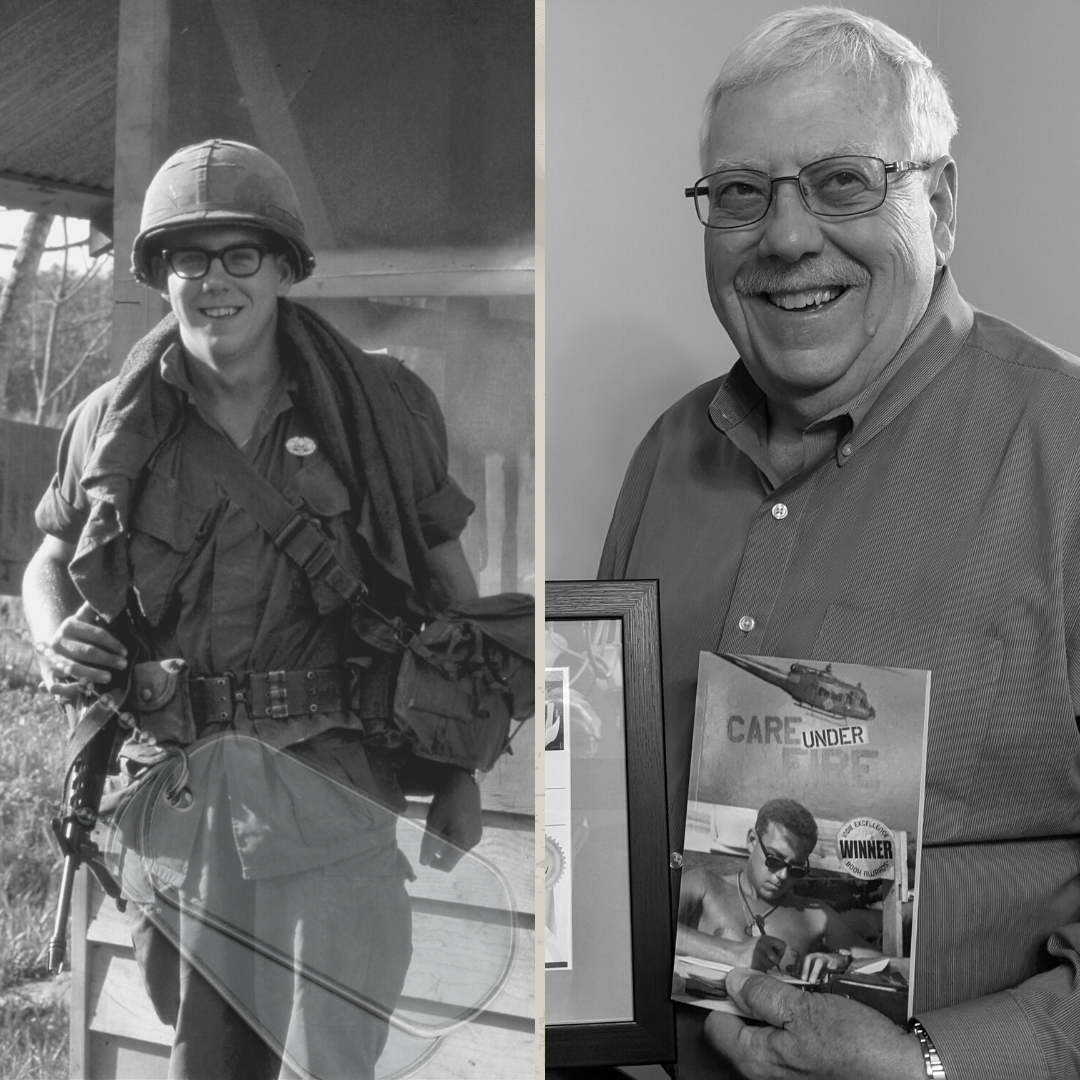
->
[39,341,473,832]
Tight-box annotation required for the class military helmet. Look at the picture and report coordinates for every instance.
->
[131,139,317,286]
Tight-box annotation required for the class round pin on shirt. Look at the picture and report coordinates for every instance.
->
[286,436,317,457]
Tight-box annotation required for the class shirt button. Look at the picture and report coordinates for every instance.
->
[771,503,788,520]
[841,444,853,457]
[738,615,755,632]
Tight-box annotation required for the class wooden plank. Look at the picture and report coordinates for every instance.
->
[301,299,532,360]
[87,846,535,1027]
[88,1025,533,1080]
[290,246,535,299]
[86,886,130,948]
[88,1031,169,1080]
[0,172,111,221]
[87,944,174,1046]
[0,417,61,565]
[91,1025,533,1080]
[404,918,533,1021]
[111,0,170,371]
[88,888,534,1024]
[409,1022,534,1080]
[209,0,335,248]
[402,809,534,912]
[402,804,534,836]
[70,867,91,1080]
[304,296,533,350]
[89,821,534,931]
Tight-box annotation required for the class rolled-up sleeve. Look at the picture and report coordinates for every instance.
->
[35,381,113,544]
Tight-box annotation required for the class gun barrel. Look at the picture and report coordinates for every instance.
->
[48,853,78,974]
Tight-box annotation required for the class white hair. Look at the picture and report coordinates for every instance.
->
[699,6,958,173]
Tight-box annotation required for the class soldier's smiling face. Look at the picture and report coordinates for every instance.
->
[158,225,293,368]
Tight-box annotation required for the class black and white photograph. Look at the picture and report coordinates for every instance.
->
[0,3,534,1078]
[544,663,573,971]
[674,652,931,1028]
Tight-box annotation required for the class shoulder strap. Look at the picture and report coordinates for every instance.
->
[182,421,369,607]
[64,696,121,776]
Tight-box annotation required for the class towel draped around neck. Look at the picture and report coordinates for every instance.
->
[69,299,434,621]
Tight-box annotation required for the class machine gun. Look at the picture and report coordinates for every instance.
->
[46,605,132,974]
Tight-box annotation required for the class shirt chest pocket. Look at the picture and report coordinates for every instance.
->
[129,473,213,626]
[289,453,352,520]
[283,453,364,613]
[812,602,1003,845]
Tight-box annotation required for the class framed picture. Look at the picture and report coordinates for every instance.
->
[545,580,675,1068]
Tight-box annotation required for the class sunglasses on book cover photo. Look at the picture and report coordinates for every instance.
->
[760,846,810,878]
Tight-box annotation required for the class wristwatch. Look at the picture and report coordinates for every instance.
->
[908,1018,946,1079]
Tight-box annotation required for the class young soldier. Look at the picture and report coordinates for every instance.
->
[678,799,883,983]
[25,139,481,1080]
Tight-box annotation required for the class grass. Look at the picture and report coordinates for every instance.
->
[0,599,70,1079]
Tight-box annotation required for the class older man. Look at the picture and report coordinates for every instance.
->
[600,8,1080,1080]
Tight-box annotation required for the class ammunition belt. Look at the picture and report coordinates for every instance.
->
[189,666,387,727]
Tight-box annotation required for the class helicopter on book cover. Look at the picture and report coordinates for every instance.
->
[720,654,876,724]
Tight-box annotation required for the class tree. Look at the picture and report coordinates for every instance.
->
[0,213,54,416]
[0,217,113,428]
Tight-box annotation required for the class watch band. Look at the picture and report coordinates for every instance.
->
[909,1019,946,1079]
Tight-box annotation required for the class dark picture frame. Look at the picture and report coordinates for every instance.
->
[545,580,675,1068]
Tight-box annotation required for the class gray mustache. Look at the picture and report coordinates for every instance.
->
[735,261,871,295]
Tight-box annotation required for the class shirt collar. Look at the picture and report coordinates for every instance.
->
[159,341,297,438]
[708,266,973,456]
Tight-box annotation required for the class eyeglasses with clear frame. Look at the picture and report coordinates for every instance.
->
[685,155,932,229]
[160,244,271,280]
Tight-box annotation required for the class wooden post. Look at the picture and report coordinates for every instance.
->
[111,0,171,372]
[209,0,335,249]
[882,829,907,957]
[68,868,91,1080]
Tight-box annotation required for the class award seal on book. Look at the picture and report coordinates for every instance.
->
[836,817,895,880]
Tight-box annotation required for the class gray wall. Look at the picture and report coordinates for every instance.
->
[546,0,1080,580]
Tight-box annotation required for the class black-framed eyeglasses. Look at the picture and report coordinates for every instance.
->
[685,155,932,229]
[160,244,270,280]
[761,845,810,878]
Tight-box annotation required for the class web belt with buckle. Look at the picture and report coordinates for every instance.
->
[192,669,347,726]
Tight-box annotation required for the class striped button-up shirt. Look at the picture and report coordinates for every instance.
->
[600,268,1080,1079]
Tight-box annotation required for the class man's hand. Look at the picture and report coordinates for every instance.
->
[799,950,851,983]
[420,766,482,872]
[733,934,787,972]
[37,609,128,700]
[704,968,927,1080]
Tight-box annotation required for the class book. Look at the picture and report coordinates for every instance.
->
[672,652,931,1023]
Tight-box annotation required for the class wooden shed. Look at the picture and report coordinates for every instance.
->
[0,0,535,1076]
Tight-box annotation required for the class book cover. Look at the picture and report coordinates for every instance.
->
[672,652,931,1023]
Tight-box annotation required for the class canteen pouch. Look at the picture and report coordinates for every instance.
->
[391,594,534,772]
[96,657,195,830]
[96,659,194,829]
[130,658,197,745]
